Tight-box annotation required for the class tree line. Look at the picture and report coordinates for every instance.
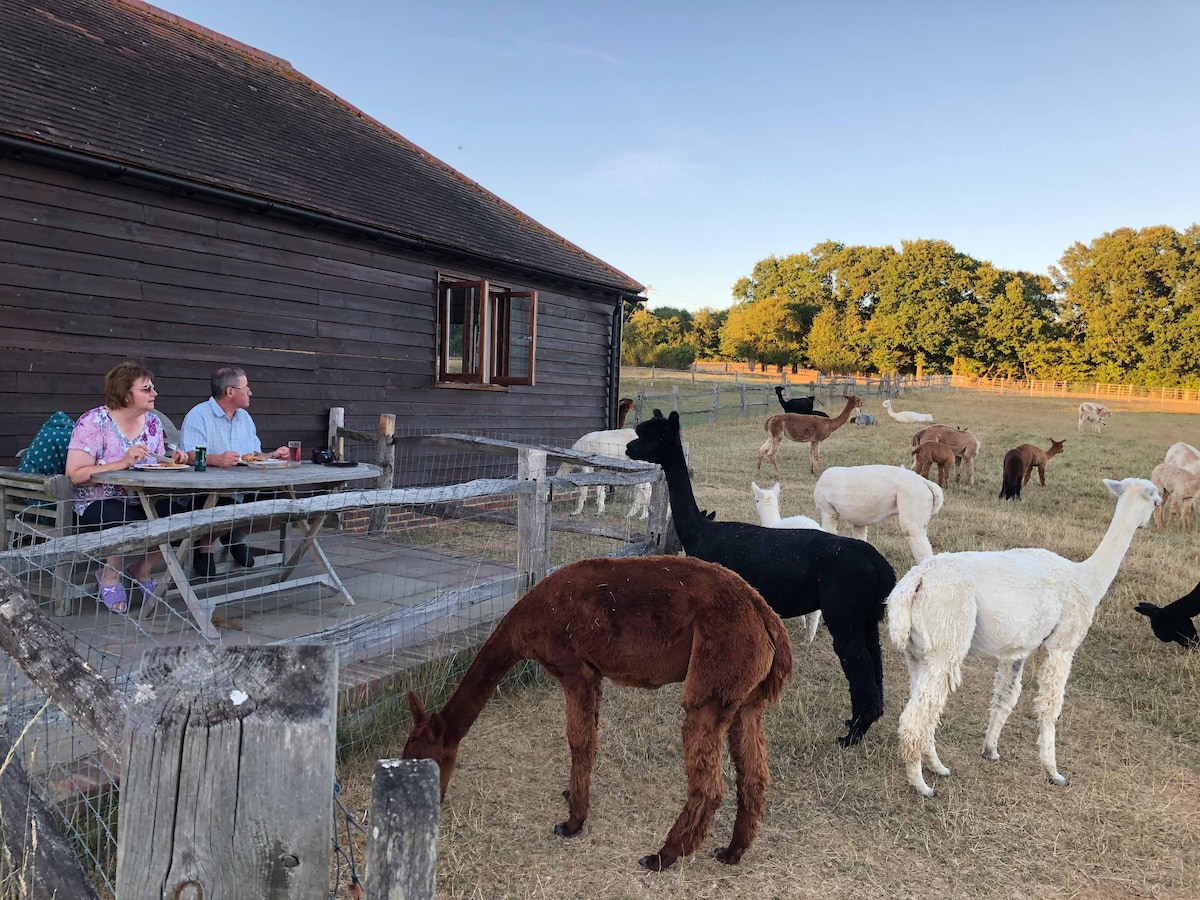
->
[622,225,1200,386]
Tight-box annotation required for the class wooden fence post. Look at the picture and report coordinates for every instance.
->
[517,448,549,593]
[740,384,748,417]
[116,646,337,900]
[366,759,440,900]
[709,386,720,423]
[671,385,680,414]
[634,389,646,424]
[370,414,397,533]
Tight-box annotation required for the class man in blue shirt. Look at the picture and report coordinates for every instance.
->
[182,366,289,577]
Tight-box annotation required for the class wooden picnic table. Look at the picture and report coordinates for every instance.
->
[91,461,381,638]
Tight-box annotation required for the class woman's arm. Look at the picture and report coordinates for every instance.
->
[65,445,149,485]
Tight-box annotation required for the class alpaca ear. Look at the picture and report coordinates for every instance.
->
[751,482,762,497]
[406,691,429,725]
[651,409,665,419]
[668,411,681,429]
[1102,478,1122,496]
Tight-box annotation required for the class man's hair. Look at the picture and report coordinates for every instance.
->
[105,361,155,410]
[211,366,247,399]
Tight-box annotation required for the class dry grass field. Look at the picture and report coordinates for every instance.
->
[337,389,1200,899]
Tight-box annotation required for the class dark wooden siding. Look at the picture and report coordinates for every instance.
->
[0,158,621,465]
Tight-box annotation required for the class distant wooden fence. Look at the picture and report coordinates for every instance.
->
[950,375,1200,407]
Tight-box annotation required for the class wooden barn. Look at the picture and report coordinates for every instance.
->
[0,0,644,467]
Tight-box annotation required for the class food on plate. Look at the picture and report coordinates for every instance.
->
[242,453,269,463]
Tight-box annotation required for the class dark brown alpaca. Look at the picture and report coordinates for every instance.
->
[757,395,863,474]
[999,439,1065,500]
[912,441,955,487]
[402,556,793,871]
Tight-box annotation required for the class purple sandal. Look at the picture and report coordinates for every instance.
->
[124,566,158,605]
[96,572,129,615]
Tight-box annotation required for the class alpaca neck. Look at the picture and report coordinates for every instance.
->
[756,503,781,526]
[658,443,708,548]
[437,622,524,745]
[830,400,856,428]
[1076,495,1144,604]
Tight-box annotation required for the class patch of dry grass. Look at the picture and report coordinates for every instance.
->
[335,389,1200,899]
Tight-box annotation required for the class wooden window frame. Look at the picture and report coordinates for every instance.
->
[437,277,537,387]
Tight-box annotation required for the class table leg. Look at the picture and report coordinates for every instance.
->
[134,490,219,640]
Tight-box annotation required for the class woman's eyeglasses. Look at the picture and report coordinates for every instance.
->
[134,385,158,394]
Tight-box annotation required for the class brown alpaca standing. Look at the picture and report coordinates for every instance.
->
[402,555,793,871]
[757,395,863,474]
[999,439,1065,500]
[912,441,955,487]
[911,425,982,485]
[616,397,635,428]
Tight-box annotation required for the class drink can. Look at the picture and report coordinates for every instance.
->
[195,445,207,472]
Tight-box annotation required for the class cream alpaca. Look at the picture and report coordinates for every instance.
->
[813,465,944,563]
[751,481,825,644]
[887,477,1161,798]
[881,399,933,424]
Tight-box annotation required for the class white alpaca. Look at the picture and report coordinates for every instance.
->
[812,465,944,563]
[1149,462,1200,528]
[564,429,651,519]
[751,481,825,643]
[1164,441,1200,475]
[887,477,1161,798]
[881,399,933,424]
[1077,402,1112,434]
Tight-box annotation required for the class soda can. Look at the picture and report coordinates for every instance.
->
[195,445,207,472]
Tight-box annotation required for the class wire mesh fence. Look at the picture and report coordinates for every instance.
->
[0,421,664,895]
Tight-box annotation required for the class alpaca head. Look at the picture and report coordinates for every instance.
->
[402,691,458,799]
[1135,603,1200,647]
[1103,477,1162,528]
[1048,438,1066,455]
[625,409,680,464]
[751,481,781,516]
[882,400,893,410]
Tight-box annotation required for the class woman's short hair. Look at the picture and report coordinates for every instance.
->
[105,361,155,410]
[211,366,247,399]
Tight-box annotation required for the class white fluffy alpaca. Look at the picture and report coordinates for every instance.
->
[812,465,944,563]
[887,477,1161,798]
[751,481,825,643]
[564,429,651,519]
[1164,441,1200,475]
[1077,402,1112,434]
[881,399,934,424]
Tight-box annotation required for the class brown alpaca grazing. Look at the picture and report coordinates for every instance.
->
[911,424,981,485]
[999,439,1065,500]
[757,395,862,474]
[402,555,793,871]
[912,441,955,487]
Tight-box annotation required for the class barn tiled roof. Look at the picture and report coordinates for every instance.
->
[0,0,643,294]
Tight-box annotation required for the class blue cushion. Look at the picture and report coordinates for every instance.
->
[18,411,76,476]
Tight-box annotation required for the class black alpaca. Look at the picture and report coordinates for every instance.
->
[1135,582,1200,648]
[774,385,828,418]
[626,410,896,745]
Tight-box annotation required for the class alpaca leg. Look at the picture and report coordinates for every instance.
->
[800,612,822,644]
[900,521,933,562]
[1037,464,1046,486]
[828,617,884,746]
[641,704,731,871]
[981,658,1026,761]
[965,458,976,486]
[627,482,651,519]
[570,467,593,516]
[902,651,951,778]
[819,510,840,534]
[553,673,604,837]
[1034,649,1076,787]
[714,702,769,865]
[810,442,820,476]
[850,524,868,541]
[593,485,607,516]
[898,655,958,798]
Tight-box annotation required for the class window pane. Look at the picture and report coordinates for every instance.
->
[443,284,483,377]
[492,291,535,383]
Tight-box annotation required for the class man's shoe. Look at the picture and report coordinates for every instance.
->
[228,542,255,569]
[193,550,217,578]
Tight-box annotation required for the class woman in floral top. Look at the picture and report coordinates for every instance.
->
[66,362,189,614]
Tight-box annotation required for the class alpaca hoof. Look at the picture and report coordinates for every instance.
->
[915,784,937,799]
[638,853,672,871]
[1049,773,1070,787]
[837,731,863,748]
[561,789,570,800]
[554,820,583,838]
[714,846,744,865]
[982,748,1000,762]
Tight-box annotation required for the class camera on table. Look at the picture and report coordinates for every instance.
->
[311,449,336,464]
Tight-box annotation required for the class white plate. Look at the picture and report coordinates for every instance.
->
[246,459,299,469]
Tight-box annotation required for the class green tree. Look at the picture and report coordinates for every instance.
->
[719,296,806,370]
[805,306,865,374]
[686,308,727,359]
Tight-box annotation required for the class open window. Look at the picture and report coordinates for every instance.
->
[438,279,536,386]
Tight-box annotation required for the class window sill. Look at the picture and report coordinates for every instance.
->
[435,381,510,392]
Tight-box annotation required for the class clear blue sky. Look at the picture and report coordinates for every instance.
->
[157,0,1199,312]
